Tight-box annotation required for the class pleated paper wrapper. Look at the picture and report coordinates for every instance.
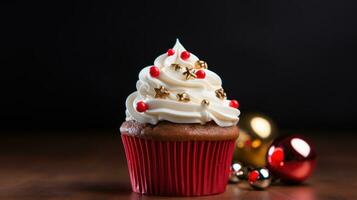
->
[121,134,236,196]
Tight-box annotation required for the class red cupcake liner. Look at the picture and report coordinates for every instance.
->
[121,134,236,196]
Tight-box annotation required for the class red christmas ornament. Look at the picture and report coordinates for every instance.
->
[167,49,175,56]
[229,100,239,108]
[149,66,160,77]
[136,101,148,112]
[180,51,190,60]
[267,135,317,183]
[195,70,206,79]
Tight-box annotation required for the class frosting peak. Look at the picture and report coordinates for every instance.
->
[125,40,240,127]
[154,39,199,70]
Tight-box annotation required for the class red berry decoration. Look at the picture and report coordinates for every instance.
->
[248,170,260,183]
[167,49,175,56]
[149,66,160,77]
[180,51,190,60]
[136,101,148,112]
[229,100,239,108]
[267,135,317,183]
[195,70,206,79]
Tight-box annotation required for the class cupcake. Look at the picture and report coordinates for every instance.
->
[120,40,240,196]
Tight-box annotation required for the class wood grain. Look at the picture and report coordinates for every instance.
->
[0,131,355,200]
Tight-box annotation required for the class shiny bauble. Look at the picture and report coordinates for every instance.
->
[247,168,272,190]
[267,134,317,183]
[234,113,279,167]
[228,162,246,183]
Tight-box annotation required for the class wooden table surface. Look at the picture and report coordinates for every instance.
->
[1,131,356,200]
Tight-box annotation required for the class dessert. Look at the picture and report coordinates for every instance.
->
[120,39,240,196]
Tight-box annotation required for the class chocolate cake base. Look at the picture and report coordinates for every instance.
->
[120,120,239,141]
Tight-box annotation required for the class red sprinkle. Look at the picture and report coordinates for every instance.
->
[167,49,175,56]
[196,70,206,79]
[136,101,148,112]
[149,66,160,77]
[229,100,240,108]
[180,51,190,60]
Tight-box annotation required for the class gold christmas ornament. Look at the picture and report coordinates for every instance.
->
[195,60,208,69]
[233,113,279,167]
[171,63,182,71]
[177,92,190,102]
[215,88,226,100]
[154,86,170,99]
[201,99,210,106]
[182,67,197,80]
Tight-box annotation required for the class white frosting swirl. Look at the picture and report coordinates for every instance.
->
[125,39,240,127]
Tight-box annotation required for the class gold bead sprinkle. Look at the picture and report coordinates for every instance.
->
[171,63,182,71]
[182,67,197,80]
[177,92,190,102]
[195,60,208,69]
[154,86,170,99]
[201,99,210,106]
[215,88,226,100]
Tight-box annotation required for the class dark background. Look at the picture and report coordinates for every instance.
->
[1,0,357,131]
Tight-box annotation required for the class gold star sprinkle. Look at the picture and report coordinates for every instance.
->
[182,67,197,80]
[177,92,190,102]
[201,99,210,106]
[195,60,208,69]
[215,88,226,100]
[171,63,182,71]
[154,86,170,99]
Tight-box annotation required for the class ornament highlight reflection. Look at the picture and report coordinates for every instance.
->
[232,163,242,172]
[250,117,271,138]
[260,168,269,178]
[291,138,311,158]
[268,147,284,167]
